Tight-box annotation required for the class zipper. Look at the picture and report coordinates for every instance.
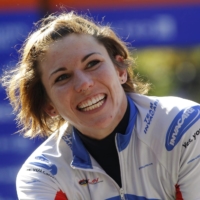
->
[120,188,125,200]
[72,164,126,199]
[71,132,127,199]
[115,133,127,200]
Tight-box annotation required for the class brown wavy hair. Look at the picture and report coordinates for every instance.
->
[1,11,150,138]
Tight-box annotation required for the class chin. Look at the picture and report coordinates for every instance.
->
[90,117,115,130]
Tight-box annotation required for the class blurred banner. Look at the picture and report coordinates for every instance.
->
[0,11,43,200]
[48,0,200,47]
[0,0,200,199]
[88,5,200,47]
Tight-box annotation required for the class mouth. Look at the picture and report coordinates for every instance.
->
[77,94,107,112]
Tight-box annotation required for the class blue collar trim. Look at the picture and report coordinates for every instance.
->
[71,95,137,168]
[71,128,93,169]
[116,95,138,152]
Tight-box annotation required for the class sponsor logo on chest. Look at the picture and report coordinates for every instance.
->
[165,105,200,151]
[143,99,159,134]
[182,128,200,149]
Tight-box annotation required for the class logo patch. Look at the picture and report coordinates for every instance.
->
[182,128,200,149]
[79,178,103,185]
[29,155,58,175]
[165,105,200,151]
[30,162,57,175]
[143,99,159,134]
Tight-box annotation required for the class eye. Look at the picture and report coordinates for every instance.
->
[55,74,70,83]
[87,60,100,69]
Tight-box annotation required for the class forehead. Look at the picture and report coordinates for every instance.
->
[40,33,109,73]
[47,34,104,56]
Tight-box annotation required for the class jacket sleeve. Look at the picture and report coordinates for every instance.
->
[163,102,200,199]
[16,167,68,200]
[176,118,200,199]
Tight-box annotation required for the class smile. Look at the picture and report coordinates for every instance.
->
[77,94,106,111]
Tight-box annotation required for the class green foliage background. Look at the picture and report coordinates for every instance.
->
[132,45,200,103]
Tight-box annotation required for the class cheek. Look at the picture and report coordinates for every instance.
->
[97,65,120,85]
[50,87,70,108]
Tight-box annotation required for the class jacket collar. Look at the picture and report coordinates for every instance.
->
[71,95,138,169]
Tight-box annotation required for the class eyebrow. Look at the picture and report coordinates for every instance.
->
[49,52,100,78]
[49,67,66,79]
[81,52,99,62]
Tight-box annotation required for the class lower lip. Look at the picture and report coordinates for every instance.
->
[79,97,107,114]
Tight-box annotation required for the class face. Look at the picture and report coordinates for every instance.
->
[40,34,127,139]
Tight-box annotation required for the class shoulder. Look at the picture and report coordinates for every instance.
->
[17,123,73,187]
[127,93,200,152]
[128,93,200,175]
[25,122,73,163]
[128,93,198,111]
[128,93,199,125]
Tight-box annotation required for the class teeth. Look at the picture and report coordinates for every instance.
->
[83,100,104,111]
[78,94,106,111]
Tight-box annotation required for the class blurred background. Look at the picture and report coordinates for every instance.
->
[0,0,200,199]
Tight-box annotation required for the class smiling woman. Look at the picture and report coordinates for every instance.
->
[41,34,130,139]
[2,11,148,139]
[1,11,200,200]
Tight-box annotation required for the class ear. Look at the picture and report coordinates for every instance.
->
[115,55,128,84]
[43,101,58,117]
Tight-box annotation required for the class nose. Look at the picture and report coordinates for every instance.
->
[74,71,94,93]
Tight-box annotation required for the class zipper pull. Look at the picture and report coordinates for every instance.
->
[120,188,125,200]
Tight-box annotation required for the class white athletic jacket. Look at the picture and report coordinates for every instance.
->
[16,93,200,200]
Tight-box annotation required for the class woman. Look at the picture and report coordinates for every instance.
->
[2,11,200,200]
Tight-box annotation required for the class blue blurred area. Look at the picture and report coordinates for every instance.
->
[0,4,200,200]
[0,11,44,200]
[88,5,200,47]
